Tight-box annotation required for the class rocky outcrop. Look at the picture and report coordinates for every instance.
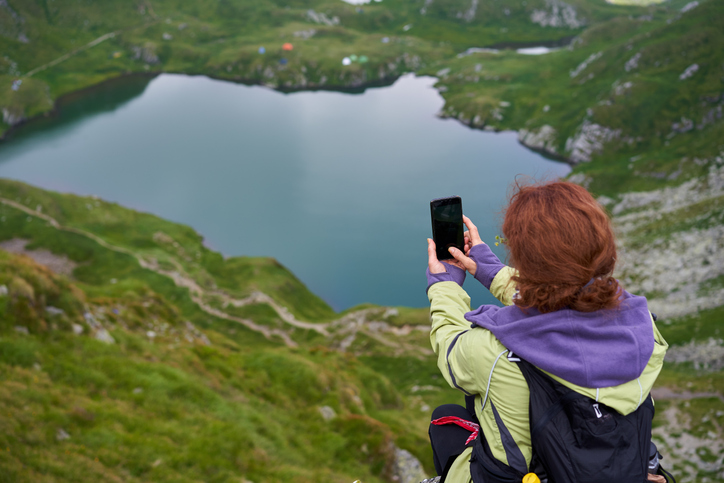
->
[564,120,620,163]
[569,51,602,78]
[611,161,724,319]
[393,447,428,483]
[617,224,724,318]
[679,63,699,80]
[460,0,479,22]
[665,338,724,372]
[653,405,724,482]
[306,10,340,26]
[518,124,558,154]
[2,106,25,126]
[531,0,585,29]
[624,52,641,72]
[132,43,160,64]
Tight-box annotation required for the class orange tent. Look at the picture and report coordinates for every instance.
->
[282,43,293,51]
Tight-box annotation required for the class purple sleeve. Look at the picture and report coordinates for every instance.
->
[426,262,466,293]
[469,244,506,289]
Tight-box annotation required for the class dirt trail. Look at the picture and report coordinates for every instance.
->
[0,197,428,352]
[651,387,724,403]
[24,13,161,78]
[0,238,77,276]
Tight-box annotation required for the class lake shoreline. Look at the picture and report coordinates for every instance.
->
[0,72,570,311]
[0,71,406,142]
[2,69,576,168]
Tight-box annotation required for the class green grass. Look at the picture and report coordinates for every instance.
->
[0,178,457,481]
[0,246,439,482]
[659,305,724,346]
[1,0,723,481]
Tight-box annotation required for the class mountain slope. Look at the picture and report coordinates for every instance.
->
[0,178,460,482]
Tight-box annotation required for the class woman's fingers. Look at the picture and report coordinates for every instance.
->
[462,215,484,246]
[427,239,447,274]
[448,246,477,276]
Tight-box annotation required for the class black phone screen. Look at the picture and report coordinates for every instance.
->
[430,196,463,261]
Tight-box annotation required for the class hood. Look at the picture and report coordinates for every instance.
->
[464,291,654,388]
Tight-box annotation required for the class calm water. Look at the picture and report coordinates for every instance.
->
[0,73,570,311]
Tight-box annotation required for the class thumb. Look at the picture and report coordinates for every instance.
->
[448,247,477,276]
[427,238,438,265]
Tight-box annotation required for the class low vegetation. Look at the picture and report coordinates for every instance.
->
[0,177,461,482]
[1,0,723,481]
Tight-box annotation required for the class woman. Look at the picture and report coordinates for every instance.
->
[425,181,668,482]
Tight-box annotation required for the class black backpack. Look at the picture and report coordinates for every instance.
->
[469,353,674,483]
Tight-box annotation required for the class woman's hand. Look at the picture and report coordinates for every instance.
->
[462,215,484,253]
[449,215,485,276]
[427,238,464,274]
[428,215,484,275]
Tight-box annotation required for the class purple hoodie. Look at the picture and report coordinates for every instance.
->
[428,244,655,388]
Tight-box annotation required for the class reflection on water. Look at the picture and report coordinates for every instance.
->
[5,75,155,143]
[0,73,570,311]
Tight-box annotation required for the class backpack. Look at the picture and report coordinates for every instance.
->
[469,352,674,483]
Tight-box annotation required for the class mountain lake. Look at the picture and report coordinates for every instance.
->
[0,73,570,311]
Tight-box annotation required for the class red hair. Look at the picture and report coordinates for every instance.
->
[502,181,620,313]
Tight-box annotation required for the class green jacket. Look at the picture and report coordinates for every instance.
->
[428,267,668,482]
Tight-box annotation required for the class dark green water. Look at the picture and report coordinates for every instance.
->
[0,73,569,311]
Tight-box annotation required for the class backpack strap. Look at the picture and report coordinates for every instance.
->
[470,424,528,483]
[469,349,531,483]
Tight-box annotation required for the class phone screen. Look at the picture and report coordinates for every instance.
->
[430,196,464,261]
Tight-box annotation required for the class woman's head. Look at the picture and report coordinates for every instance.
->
[502,180,620,313]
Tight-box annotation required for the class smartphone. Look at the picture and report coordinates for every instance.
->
[430,196,464,261]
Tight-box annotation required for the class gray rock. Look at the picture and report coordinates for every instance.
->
[613,81,633,96]
[567,173,592,188]
[306,10,340,26]
[597,195,615,206]
[679,63,699,80]
[531,0,585,29]
[132,44,160,64]
[45,306,64,316]
[518,125,558,154]
[570,52,602,78]
[393,447,428,483]
[565,120,621,163]
[681,1,699,12]
[462,0,479,22]
[665,338,724,372]
[2,107,25,126]
[94,328,115,344]
[318,405,336,421]
[613,164,724,318]
[625,52,641,72]
[671,117,694,133]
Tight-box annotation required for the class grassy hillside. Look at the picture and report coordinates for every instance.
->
[428,0,723,191]
[1,0,723,481]
[0,178,462,482]
[0,0,651,136]
[0,175,720,482]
